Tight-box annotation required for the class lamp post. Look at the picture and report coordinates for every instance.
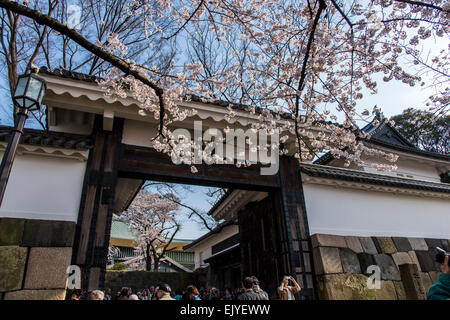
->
[0,72,46,205]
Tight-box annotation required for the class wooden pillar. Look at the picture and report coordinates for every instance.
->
[71,116,123,291]
[276,156,316,300]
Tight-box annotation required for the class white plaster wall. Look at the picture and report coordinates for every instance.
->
[0,153,87,222]
[122,119,159,148]
[191,225,239,270]
[303,183,450,239]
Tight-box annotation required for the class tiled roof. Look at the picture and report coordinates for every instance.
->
[39,66,100,82]
[0,126,93,150]
[300,163,450,193]
[314,116,450,164]
[110,221,136,240]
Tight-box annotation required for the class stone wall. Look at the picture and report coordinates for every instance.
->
[312,234,448,300]
[0,218,75,300]
[105,270,207,294]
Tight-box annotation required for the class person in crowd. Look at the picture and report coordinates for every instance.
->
[237,277,268,300]
[182,292,197,300]
[277,275,301,300]
[117,287,131,300]
[210,287,221,300]
[141,288,149,300]
[173,290,183,300]
[103,288,112,300]
[233,287,243,299]
[129,294,139,300]
[149,286,157,300]
[428,255,450,300]
[88,290,105,300]
[251,276,269,300]
[222,287,233,300]
[155,283,175,300]
[185,285,201,300]
[69,289,82,300]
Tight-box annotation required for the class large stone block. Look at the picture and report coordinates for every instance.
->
[339,248,361,274]
[22,220,75,247]
[313,247,343,275]
[358,253,376,275]
[428,271,440,284]
[375,280,397,300]
[407,251,422,272]
[440,239,450,252]
[392,237,412,252]
[359,237,378,255]
[391,252,413,268]
[408,238,428,251]
[373,254,401,281]
[0,218,24,246]
[393,281,407,300]
[0,246,28,292]
[420,272,433,295]
[424,238,443,249]
[317,274,376,300]
[398,264,426,300]
[415,250,437,272]
[4,289,66,300]
[24,247,72,289]
[374,237,397,254]
[345,236,363,253]
[311,234,347,249]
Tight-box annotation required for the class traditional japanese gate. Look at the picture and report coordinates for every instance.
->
[40,69,317,299]
[71,118,316,299]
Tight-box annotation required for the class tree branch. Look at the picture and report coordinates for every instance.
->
[393,0,443,11]
[0,0,166,134]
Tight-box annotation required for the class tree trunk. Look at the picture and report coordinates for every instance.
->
[145,244,151,271]
[153,255,160,271]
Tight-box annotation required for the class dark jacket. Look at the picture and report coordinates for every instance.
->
[237,290,269,300]
[427,273,450,300]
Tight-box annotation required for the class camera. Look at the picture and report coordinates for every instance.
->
[435,247,450,266]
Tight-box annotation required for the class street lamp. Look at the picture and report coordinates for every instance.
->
[0,72,46,205]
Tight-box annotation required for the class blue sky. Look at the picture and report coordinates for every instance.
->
[144,183,220,240]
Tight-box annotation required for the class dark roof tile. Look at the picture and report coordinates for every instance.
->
[0,126,93,150]
[300,163,450,193]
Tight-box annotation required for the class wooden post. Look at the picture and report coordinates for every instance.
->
[276,156,316,300]
[71,116,123,291]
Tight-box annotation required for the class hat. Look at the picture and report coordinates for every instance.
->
[156,283,171,293]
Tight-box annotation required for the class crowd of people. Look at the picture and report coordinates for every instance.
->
[67,256,450,300]
[67,275,302,301]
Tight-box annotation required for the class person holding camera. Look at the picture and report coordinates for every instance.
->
[427,251,450,300]
[277,276,301,300]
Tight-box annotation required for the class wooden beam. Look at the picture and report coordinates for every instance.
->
[118,144,280,190]
[71,115,123,291]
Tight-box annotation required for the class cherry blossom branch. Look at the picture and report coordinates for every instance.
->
[330,0,353,29]
[294,0,326,160]
[161,193,215,232]
[163,0,205,40]
[393,0,443,11]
